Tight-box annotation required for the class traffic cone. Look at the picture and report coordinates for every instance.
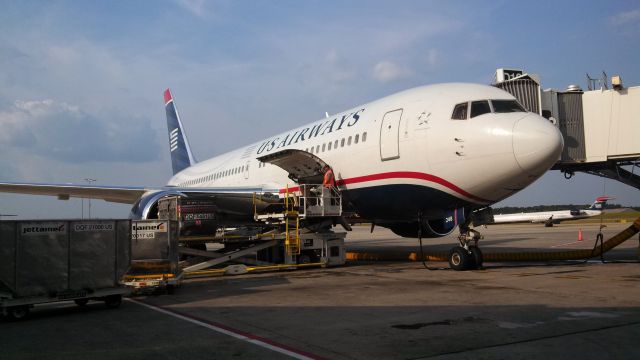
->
[578,229,583,242]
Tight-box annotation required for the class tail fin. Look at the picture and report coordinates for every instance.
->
[164,89,196,175]
[589,196,614,210]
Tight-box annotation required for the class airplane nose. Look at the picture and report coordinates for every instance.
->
[512,114,564,176]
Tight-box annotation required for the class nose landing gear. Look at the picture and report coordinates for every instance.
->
[449,226,484,270]
[416,211,485,271]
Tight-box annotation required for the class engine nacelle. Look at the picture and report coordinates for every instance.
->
[387,209,464,238]
[129,190,186,219]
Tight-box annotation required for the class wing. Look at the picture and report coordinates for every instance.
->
[0,181,152,204]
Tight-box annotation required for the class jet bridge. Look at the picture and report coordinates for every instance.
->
[494,69,640,189]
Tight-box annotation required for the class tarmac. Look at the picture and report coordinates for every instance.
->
[2,222,639,359]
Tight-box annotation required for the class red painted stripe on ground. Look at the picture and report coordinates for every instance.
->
[129,299,326,360]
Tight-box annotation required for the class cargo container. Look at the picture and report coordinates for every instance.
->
[123,220,182,294]
[0,220,131,320]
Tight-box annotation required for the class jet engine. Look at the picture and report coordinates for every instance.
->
[129,190,186,220]
[128,190,279,224]
[387,209,464,238]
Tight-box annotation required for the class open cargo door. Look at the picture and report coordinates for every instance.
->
[257,149,329,184]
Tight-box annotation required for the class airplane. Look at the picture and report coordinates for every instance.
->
[491,196,613,227]
[0,83,564,270]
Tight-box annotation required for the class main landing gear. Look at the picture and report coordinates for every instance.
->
[448,226,484,271]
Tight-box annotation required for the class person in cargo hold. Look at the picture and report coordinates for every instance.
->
[321,165,337,207]
[322,165,336,188]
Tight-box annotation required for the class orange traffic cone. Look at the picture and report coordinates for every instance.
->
[578,229,583,241]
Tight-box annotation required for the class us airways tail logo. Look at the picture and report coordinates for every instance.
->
[170,128,179,152]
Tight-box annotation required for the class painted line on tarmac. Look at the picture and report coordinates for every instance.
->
[551,241,581,248]
[128,298,325,360]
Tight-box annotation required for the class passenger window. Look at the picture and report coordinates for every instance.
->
[347,136,352,146]
[341,138,345,147]
[316,145,320,153]
[452,102,468,120]
[470,101,491,118]
[322,143,326,152]
[328,142,332,151]
[334,140,339,148]
[354,134,359,144]
[362,132,367,142]
[310,147,314,154]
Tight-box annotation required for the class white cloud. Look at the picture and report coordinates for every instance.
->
[372,61,412,83]
[426,49,440,67]
[609,9,640,26]
[176,0,208,17]
[325,48,340,65]
[0,99,161,163]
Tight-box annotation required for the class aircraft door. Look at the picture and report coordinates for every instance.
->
[244,161,250,179]
[380,109,403,161]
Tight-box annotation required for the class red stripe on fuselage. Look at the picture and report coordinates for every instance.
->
[278,171,491,203]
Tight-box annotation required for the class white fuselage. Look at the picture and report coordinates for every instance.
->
[166,83,563,221]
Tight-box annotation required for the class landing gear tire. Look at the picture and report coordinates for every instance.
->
[7,306,30,321]
[74,298,89,307]
[104,295,122,309]
[448,246,474,271]
[469,246,483,269]
[297,254,312,265]
[166,285,176,295]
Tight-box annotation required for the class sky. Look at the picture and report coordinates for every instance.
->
[1,0,639,219]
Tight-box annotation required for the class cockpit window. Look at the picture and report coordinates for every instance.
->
[491,100,526,113]
[470,100,491,118]
[451,102,468,120]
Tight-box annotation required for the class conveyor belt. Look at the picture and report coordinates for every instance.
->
[346,218,640,263]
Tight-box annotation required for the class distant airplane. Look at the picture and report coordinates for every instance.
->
[491,196,613,227]
[0,83,564,270]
